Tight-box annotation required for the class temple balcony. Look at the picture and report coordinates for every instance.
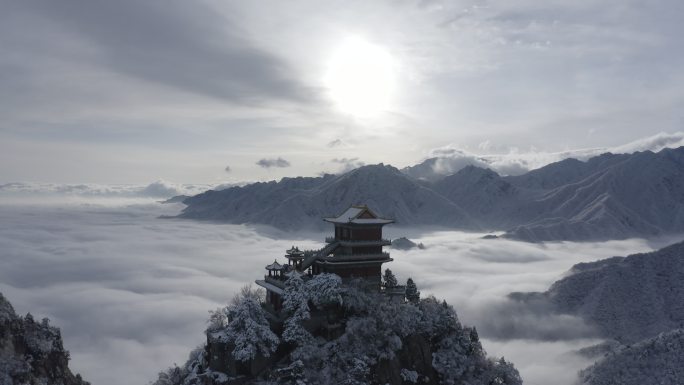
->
[264,275,287,288]
[325,237,391,247]
[321,252,391,263]
[339,239,391,247]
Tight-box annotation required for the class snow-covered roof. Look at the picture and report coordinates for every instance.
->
[323,205,394,225]
[255,279,284,295]
[265,260,284,270]
[286,246,304,256]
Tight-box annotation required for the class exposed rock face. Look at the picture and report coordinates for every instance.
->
[390,237,424,250]
[0,292,89,385]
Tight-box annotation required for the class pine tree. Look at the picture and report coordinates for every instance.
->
[383,269,398,288]
[282,272,314,346]
[405,278,420,303]
[307,273,343,307]
[223,297,280,362]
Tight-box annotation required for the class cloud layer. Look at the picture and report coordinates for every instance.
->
[3,1,683,184]
[424,131,684,176]
[0,180,208,201]
[1,197,681,385]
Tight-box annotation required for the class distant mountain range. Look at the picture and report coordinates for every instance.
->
[179,147,684,242]
[180,164,476,231]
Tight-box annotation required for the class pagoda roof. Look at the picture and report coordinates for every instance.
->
[286,246,304,256]
[265,260,284,270]
[323,205,394,225]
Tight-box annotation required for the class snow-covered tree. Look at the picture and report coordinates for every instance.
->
[223,297,279,362]
[340,279,375,313]
[283,272,307,313]
[306,273,342,308]
[282,272,313,346]
[484,357,523,385]
[432,331,474,384]
[400,368,419,383]
[230,283,265,306]
[277,359,308,385]
[418,296,460,338]
[405,278,420,303]
[156,276,523,385]
[343,357,370,385]
[383,269,398,288]
[206,307,228,334]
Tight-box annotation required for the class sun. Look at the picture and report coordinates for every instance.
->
[324,36,396,117]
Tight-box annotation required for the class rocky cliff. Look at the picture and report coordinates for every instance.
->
[0,292,89,385]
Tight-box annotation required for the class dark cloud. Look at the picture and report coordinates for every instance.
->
[256,157,290,168]
[327,139,344,148]
[4,0,314,104]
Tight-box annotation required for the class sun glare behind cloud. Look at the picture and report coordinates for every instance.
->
[324,36,396,117]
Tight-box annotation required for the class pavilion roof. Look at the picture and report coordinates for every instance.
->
[286,246,304,256]
[265,260,284,270]
[323,205,394,225]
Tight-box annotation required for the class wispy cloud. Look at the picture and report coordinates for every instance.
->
[330,157,365,173]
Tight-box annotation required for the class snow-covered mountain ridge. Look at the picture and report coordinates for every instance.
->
[511,240,684,384]
[180,164,476,230]
[179,147,684,241]
[544,239,684,343]
[579,328,684,385]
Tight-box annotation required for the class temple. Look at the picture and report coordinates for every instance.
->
[256,204,394,312]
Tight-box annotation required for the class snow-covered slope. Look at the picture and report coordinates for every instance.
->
[181,164,476,230]
[579,329,684,385]
[0,292,89,385]
[545,240,684,343]
[503,153,627,190]
[433,166,528,228]
[180,147,684,241]
[504,148,684,241]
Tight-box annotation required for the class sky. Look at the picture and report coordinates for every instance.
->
[2,196,681,385]
[2,0,684,184]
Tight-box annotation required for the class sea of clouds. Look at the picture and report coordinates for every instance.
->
[0,194,681,385]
